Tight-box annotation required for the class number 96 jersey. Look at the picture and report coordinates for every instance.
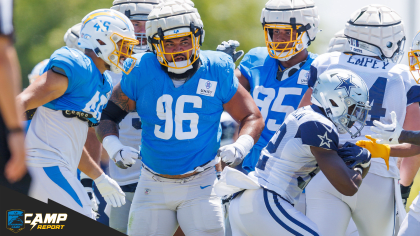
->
[121,51,238,176]
[308,52,420,179]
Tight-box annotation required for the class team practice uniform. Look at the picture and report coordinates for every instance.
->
[398,193,420,236]
[122,51,238,235]
[106,71,143,232]
[26,47,113,218]
[239,47,316,172]
[305,52,420,236]
[222,105,339,236]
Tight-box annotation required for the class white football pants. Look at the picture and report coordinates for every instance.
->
[28,165,95,219]
[127,167,224,236]
[306,171,395,236]
[229,188,321,236]
[398,194,420,236]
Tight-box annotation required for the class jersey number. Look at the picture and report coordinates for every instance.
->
[253,86,302,131]
[366,77,387,126]
[94,21,110,32]
[154,95,202,140]
[82,91,108,120]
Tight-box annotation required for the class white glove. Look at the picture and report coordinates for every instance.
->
[94,173,126,207]
[103,135,140,169]
[216,40,244,63]
[370,111,403,144]
[218,135,254,167]
[80,172,100,214]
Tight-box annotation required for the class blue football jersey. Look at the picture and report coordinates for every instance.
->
[121,51,238,175]
[42,47,113,124]
[255,105,339,204]
[238,47,317,171]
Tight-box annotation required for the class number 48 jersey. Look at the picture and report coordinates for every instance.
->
[308,52,420,179]
[255,105,339,205]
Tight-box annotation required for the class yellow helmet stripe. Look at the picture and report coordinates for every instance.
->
[83,11,127,26]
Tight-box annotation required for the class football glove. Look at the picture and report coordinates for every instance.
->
[216,40,244,63]
[337,142,371,169]
[80,172,100,216]
[356,135,390,170]
[218,135,254,167]
[94,173,126,208]
[103,135,140,169]
[370,111,403,144]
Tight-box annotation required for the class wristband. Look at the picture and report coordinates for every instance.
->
[354,167,363,176]
[234,134,254,157]
[102,135,124,159]
[80,172,93,188]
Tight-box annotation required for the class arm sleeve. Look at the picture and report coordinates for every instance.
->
[296,121,339,151]
[120,58,138,101]
[219,57,239,104]
[307,65,319,88]
[0,0,14,39]
[405,74,420,105]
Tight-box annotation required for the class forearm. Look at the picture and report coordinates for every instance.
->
[95,120,119,143]
[78,149,103,180]
[237,113,264,143]
[399,130,420,146]
[83,127,102,164]
[0,41,23,129]
[399,156,420,186]
[390,143,420,157]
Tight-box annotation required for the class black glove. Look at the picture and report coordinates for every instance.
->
[337,142,371,169]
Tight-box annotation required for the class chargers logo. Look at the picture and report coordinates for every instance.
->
[6,210,25,233]
[5,210,67,233]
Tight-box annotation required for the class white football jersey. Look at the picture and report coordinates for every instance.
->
[26,106,88,175]
[107,71,142,186]
[255,105,340,205]
[309,52,420,179]
[220,111,238,146]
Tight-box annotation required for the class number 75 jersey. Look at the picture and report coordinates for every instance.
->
[121,51,238,176]
[308,51,420,179]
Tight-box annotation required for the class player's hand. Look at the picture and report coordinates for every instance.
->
[112,146,139,169]
[356,136,390,170]
[94,173,125,208]
[4,131,27,183]
[370,111,403,144]
[216,40,244,63]
[337,142,371,169]
[218,144,244,167]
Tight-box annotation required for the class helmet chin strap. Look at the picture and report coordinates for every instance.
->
[167,59,193,74]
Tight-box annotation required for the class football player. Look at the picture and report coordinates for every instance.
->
[298,5,420,236]
[16,9,138,218]
[225,0,320,172]
[96,1,264,235]
[215,69,372,236]
[107,0,161,233]
[353,31,420,236]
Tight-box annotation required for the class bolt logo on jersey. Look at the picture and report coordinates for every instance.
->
[238,47,317,171]
[121,51,238,175]
[334,75,359,95]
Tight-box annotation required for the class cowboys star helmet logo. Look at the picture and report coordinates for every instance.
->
[334,75,359,96]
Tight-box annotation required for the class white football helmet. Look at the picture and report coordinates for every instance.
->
[146,0,204,74]
[327,29,352,53]
[260,0,319,61]
[28,59,49,84]
[311,69,371,138]
[111,0,162,53]
[64,23,84,52]
[78,9,139,74]
[409,31,420,84]
[344,5,405,64]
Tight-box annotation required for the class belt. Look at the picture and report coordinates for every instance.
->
[62,110,98,127]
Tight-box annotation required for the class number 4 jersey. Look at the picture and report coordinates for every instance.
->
[121,51,238,175]
[255,105,339,205]
[238,47,317,171]
[308,51,420,179]
[26,47,113,175]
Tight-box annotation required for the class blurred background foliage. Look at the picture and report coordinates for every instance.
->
[15,0,322,88]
